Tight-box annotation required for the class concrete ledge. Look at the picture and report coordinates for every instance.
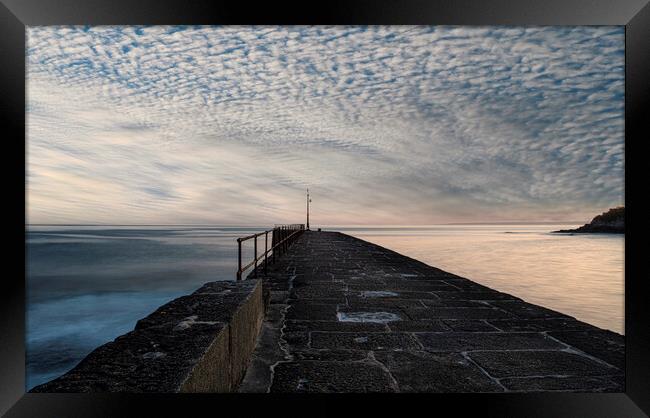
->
[30,280,263,393]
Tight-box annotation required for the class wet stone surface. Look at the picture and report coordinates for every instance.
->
[239,231,625,393]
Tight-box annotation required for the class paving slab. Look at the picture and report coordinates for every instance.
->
[421,299,487,308]
[440,279,494,291]
[404,307,516,320]
[387,320,450,332]
[486,300,572,319]
[442,319,502,332]
[240,231,625,393]
[285,301,339,321]
[431,291,522,301]
[270,361,397,392]
[500,375,623,392]
[416,332,563,351]
[548,330,625,370]
[468,350,620,378]
[285,320,389,333]
[487,318,596,332]
[346,297,426,309]
[310,332,421,350]
[374,351,504,392]
[338,305,409,320]
[290,349,369,361]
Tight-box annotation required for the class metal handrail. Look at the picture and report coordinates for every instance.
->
[236,224,305,280]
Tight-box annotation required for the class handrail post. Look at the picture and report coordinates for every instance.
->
[237,238,242,280]
[264,231,268,273]
[254,235,258,278]
[235,224,304,280]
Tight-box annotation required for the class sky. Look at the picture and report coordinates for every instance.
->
[26,26,625,225]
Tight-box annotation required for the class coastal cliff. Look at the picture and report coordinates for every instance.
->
[554,207,624,234]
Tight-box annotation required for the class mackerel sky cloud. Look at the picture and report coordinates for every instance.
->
[27,26,624,225]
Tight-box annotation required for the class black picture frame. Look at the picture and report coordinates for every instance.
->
[1,0,649,416]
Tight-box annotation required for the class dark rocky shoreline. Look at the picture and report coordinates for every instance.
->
[554,207,624,234]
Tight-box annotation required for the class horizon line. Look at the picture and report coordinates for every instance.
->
[25,221,585,227]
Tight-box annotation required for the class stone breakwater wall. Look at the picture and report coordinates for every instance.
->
[31,279,264,393]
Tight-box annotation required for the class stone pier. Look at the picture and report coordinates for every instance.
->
[31,280,264,393]
[239,231,624,393]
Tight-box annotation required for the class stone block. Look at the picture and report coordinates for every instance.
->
[548,330,625,370]
[374,351,503,392]
[310,332,421,350]
[387,320,450,332]
[487,318,595,332]
[285,301,339,321]
[431,291,521,301]
[416,332,562,351]
[500,375,623,392]
[468,351,619,378]
[270,361,396,392]
[228,280,264,388]
[404,307,515,320]
[442,319,501,332]
[284,320,389,333]
[487,300,571,319]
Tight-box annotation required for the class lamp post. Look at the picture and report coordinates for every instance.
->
[307,188,311,230]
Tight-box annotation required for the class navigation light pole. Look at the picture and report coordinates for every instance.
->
[307,189,311,230]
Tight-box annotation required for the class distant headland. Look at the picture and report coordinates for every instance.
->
[553,207,624,234]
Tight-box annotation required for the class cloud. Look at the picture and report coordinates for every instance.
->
[26,26,624,224]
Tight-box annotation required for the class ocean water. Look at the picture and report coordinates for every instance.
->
[25,224,624,390]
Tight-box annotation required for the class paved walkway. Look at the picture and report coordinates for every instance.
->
[239,231,624,393]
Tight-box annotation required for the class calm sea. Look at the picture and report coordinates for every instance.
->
[25,224,624,390]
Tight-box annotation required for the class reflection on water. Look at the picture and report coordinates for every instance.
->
[26,224,624,390]
[340,225,624,336]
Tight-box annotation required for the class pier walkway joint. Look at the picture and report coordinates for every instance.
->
[240,231,624,393]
